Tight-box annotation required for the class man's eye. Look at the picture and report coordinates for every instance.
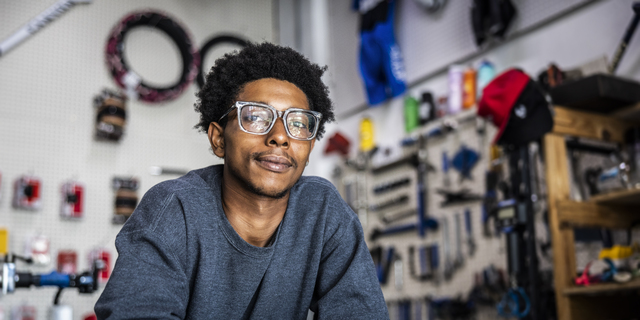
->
[244,114,269,122]
[290,121,308,129]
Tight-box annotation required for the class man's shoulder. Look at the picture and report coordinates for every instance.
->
[119,166,222,236]
[148,165,221,197]
[290,175,356,221]
[294,175,339,195]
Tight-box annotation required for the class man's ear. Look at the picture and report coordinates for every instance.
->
[208,122,225,158]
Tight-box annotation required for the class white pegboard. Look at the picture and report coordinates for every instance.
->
[328,0,628,117]
[0,0,274,318]
[398,0,593,83]
[333,108,510,318]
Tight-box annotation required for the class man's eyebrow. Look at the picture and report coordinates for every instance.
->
[251,101,307,110]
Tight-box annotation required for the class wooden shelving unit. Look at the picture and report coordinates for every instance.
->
[544,106,640,320]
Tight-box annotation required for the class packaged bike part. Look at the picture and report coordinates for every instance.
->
[12,175,42,210]
[112,177,139,224]
[60,180,84,219]
[11,304,36,320]
[89,248,111,283]
[25,233,50,266]
[93,89,127,142]
[57,249,78,274]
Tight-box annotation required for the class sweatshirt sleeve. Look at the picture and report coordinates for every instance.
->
[94,188,190,320]
[311,199,389,319]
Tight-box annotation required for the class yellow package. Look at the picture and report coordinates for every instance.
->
[599,245,633,260]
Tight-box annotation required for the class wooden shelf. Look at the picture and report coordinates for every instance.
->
[588,188,640,206]
[552,106,636,143]
[563,278,640,296]
[556,199,639,229]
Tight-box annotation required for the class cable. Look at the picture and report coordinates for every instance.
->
[105,10,200,103]
[53,287,64,305]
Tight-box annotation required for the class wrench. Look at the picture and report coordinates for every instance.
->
[394,257,403,291]
[430,244,440,285]
[465,208,477,257]
[442,151,451,189]
[442,217,453,281]
[454,213,465,269]
[356,172,368,226]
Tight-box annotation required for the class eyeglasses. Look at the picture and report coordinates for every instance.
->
[218,101,322,141]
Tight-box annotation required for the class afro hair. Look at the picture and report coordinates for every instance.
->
[194,42,335,140]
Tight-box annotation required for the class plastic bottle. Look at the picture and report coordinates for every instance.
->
[448,65,464,114]
[462,66,477,109]
[359,117,375,152]
[404,96,419,133]
[419,92,436,125]
[476,60,496,99]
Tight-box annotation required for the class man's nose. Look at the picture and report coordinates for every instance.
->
[267,118,289,147]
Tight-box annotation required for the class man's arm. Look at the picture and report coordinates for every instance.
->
[95,191,190,319]
[311,210,389,319]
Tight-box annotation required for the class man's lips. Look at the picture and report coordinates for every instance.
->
[253,153,296,172]
[257,155,292,166]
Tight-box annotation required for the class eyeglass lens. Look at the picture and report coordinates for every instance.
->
[239,104,317,139]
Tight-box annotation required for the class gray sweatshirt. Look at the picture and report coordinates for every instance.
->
[95,165,388,319]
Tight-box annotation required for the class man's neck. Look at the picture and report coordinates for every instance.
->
[220,176,290,248]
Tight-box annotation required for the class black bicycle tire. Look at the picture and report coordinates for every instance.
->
[196,35,249,89]
[105,10,200,103]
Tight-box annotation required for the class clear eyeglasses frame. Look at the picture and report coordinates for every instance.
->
[218,101,323,141]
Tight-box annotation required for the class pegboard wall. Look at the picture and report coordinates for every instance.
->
[318,0,640,318]
[396,0,593,84]
[333,108,516,319]
[0,0,274,318]
[327,0,640,117]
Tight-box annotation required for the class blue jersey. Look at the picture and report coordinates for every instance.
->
[354,0,407,105]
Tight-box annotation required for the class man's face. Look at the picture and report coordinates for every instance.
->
[209,78,316,199]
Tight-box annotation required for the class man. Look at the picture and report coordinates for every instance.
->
[95,42,389,319]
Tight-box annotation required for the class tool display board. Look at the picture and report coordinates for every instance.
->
[0,0,273,317]
[334,109,509,319]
